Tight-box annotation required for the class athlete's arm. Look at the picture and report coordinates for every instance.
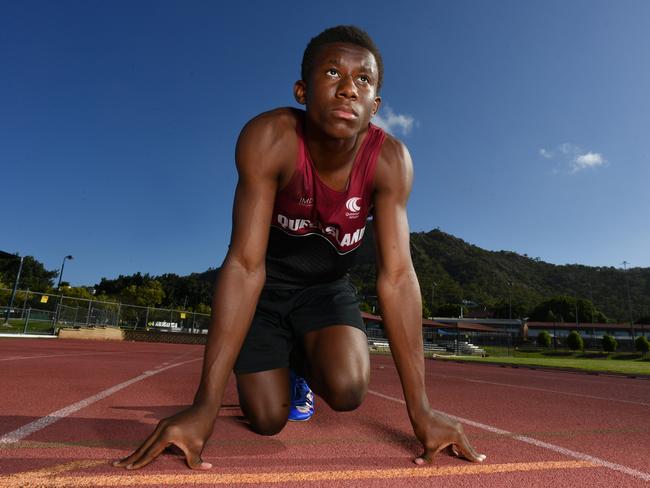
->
[372,136,486,465]
[113,111,293,471]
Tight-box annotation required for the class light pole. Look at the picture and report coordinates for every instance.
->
[1,251,24,327]
[507,281,513,320]
[53,255,73,327]
[56,255,74,290]
[430,281,437,314]
[622,261,635,342]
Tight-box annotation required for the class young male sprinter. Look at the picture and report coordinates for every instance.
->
[113,25,486,471]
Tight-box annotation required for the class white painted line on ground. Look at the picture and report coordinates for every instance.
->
[0,334,56,339]
[0,351,122,362]
[368,389,650,482]
[0,356,202,445]
[428,372,650,407]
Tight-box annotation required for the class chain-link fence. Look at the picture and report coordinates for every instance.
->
[0,288,210,336]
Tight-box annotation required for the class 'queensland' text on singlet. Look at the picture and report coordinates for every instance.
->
[265,113,386,286]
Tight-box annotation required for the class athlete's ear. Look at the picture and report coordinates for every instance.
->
[294,80,307,105]
[371,96,382,118]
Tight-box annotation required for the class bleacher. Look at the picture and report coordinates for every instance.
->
[436,339,486,356]
[367,338,484,356]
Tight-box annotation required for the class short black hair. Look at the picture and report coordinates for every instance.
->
[301,25,384,91]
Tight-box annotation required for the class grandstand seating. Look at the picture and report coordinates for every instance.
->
[367,338,486,356]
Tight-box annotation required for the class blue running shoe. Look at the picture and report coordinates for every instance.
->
[288,370,314,421]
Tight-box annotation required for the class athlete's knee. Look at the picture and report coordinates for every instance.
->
[248,411,288,436]
[324,375,368,412]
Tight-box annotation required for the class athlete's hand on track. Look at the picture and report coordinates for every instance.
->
[112,405,216,470]
[412,409,486,465]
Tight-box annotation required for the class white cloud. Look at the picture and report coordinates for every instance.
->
[372,106,415,136]
[539,142,608,174]
[559,142,579,155]
[539,148,553,159]
[571,152,607,173]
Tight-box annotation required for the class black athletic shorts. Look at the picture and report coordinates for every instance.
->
[233,277,366,374]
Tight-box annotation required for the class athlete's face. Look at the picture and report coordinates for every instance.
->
[294,43,382,139]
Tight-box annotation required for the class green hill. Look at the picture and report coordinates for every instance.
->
[3,229,648,323]
[348,225,649,323]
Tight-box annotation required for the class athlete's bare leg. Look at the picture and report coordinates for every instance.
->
[236,368,290,435]
[302,325,370,411]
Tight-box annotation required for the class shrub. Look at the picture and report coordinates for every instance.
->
[635,336,650,355]
[537,330,552,348]
[567,330,583,351]
[602,334,618,353]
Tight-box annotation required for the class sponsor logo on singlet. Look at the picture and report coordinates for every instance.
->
[276,214,366,249]
[298,196,314,207]
[345,197,361,219]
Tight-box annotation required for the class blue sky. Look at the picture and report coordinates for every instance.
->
[2,1,649,287]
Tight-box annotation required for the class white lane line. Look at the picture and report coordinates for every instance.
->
[0,334,56,339]
[0,352,123,362]
[368,389,650,482]
[427,373,650,408]
[0,356,202,445]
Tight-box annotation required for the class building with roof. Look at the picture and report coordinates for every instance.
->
[361,311,649,351]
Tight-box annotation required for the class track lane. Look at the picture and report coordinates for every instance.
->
[1,339,648,487]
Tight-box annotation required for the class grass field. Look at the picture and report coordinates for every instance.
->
[438,351,650,376]
[0,318,55,334]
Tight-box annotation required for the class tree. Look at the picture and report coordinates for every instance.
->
[635,336,650,356]
[567,330,583,351]
[602,334,617,353]
[537,330,552,348]
[531,296,607,323]
[421,301,431,319]
[61,287,94,300]
[193,303,211,315]
[0,277,10,304]
[0,255,57,292]
[360,302,373,314]
[119,281,165,308]
[436,303,462,318]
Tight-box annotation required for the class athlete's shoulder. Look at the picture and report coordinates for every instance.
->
[238,107,301,148]
[236,108,302,173]
[374,131,413,190]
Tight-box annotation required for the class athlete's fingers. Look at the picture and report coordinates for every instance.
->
[413,455,430,466]
[112,422,167,467]
[413,442,449,465]
[177,443,212,470]
[452,431,486,463]
[125,439,170,470]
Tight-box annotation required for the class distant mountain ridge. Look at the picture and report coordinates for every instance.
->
[7,228,645,323]
[348,225,649,323]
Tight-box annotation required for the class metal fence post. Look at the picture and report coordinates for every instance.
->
[86,300,92,326]
[23,307,31,334]
[21,289,29,318]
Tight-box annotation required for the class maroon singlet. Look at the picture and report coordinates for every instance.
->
[265,110,386,286]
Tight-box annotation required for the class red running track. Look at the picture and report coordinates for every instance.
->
[0,338,648,487]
